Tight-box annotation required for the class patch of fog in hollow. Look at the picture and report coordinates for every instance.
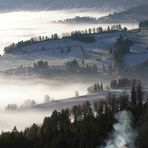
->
[0,76,89,108]
[0,10,138,54]
[0,110,52,132]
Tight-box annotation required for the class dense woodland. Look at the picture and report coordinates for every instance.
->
[0,83,148,148]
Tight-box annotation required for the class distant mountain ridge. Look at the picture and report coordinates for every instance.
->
[0,0,147,12]
[98,4,148,23]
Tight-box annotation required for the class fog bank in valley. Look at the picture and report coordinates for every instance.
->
[0,110,51,132]
[0,75,92,107]
[0,75,94,131]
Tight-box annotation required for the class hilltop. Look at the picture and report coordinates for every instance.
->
[98,4,148,23]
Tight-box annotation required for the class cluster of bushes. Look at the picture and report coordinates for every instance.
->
[87,82,104,93]
[70,31,95,43]
[33,61,49,73]
[65,59,98,74]
[59,16,98,24]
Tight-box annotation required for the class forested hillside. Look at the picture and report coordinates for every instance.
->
[0,84,147,148]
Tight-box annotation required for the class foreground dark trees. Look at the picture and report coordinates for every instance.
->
[0,84,147,148]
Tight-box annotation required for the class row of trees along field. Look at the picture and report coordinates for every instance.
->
[4,24,127,54]
[9,60,98,77]
[0,83,147,148]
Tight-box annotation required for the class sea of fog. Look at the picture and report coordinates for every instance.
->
[0,9,138,54]
[0,75,93,131]
[0,9,138,131]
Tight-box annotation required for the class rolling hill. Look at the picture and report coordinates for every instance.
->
[98,4,148,23]
[0,30,148,78]
[0,31,121,72]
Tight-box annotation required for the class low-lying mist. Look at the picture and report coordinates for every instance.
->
[0,110,51,132]
[0,75,94,131]
[0,75,91,108]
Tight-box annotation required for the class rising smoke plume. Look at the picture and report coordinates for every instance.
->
[101,111,137,148]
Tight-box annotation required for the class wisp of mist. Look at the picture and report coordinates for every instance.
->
[101,111,137,148]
